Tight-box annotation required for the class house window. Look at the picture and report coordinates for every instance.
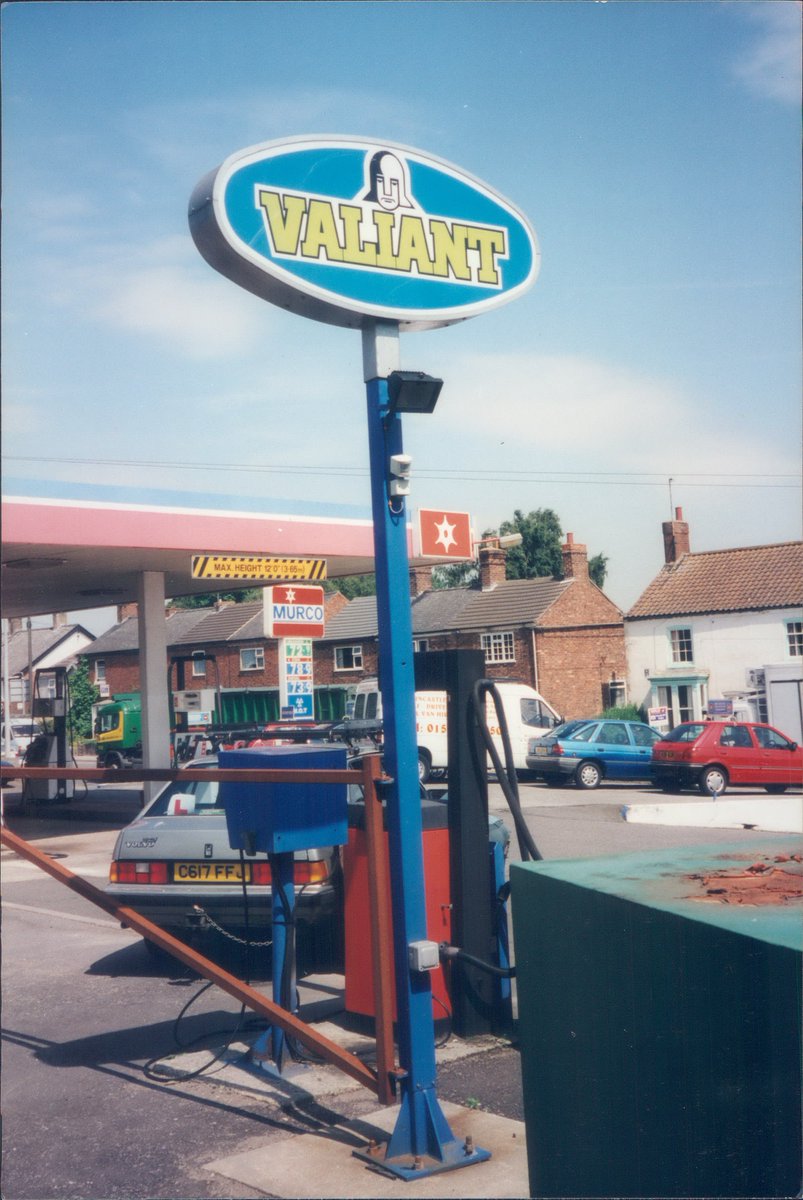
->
[413,639,429,653]
[192,651,206,677]
[239,646,264,672]
[603,679,627,709]
[669,627,693,664]
[481,631,515,664]
[94,660,106,683]
[786,620,803,657]
[335,645,363,671]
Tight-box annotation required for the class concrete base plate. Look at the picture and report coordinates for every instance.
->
[204,1101,528,1198]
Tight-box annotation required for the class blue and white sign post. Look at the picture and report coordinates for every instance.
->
[190,136,539,1179]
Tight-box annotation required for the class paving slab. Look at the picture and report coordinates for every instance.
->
[204,1100,527,1198]
[621,793,802,833]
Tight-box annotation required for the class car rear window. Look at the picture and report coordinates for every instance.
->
[662,723,706,743]
[146,778,223,815]
[567,723,597,742]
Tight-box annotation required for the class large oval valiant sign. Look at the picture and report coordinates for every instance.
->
[189,136,539,330]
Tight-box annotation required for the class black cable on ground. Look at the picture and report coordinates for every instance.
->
[143,979,250,1083]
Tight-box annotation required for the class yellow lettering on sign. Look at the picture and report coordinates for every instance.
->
[301,199,344,261]
[338,204,378,266]
[395,215,434,275]
[466,227,507,284]
[372,210,397,269]
[254,187,507,286]
[257,190,306,254]
[429,220,472,282]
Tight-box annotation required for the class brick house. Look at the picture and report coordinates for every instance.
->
[83,535,625,723]
[82,593,350,723]
[625,509,803,736]
[322,535,627,720]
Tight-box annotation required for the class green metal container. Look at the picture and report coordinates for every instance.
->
[511,838,802,1199]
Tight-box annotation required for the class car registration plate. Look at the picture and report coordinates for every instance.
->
[535,746,549,756]
[173,862,251,883]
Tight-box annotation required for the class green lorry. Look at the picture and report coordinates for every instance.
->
[94,694,143,768]
[94,686,349,767]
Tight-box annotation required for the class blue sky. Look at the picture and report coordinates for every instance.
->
[2,1,801,632]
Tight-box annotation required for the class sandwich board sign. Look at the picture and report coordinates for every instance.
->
[190,135,539,330]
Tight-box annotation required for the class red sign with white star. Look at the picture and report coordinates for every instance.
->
[418,509,473,559]
[264,585,326,638]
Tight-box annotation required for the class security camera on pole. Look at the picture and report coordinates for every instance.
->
[190,134,539,1180]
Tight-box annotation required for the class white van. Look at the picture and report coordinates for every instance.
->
[349,677,561,780]
[10,720,43,756]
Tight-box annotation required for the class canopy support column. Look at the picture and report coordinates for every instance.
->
[137,571,171,802]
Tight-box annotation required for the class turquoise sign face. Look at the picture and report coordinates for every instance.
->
[189,136,539,330]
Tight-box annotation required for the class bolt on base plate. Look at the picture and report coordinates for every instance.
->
[353,1136,491,1181]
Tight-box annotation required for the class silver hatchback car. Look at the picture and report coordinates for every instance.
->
[106,759,341,947]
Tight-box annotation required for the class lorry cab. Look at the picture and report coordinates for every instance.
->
[94,694,142,768]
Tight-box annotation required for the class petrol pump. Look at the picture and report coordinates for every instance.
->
[23,667,75,802]
[218,743,348,1073]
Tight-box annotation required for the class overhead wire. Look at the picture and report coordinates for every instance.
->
[2,453,799,489]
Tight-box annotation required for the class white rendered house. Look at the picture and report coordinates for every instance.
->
[625,510,803,738]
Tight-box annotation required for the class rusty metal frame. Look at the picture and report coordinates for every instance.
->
[2,754,398,1104]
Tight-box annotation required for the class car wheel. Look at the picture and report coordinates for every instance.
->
[417,751,431,784]
[764,784,788,794]
[699,765,727,796]
[575,761,602,790]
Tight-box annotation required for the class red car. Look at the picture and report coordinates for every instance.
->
[651,721,802,796]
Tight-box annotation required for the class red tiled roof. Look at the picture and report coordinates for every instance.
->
[627,542,803,619]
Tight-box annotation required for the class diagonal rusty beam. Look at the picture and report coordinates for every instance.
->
[0,824,379,1095]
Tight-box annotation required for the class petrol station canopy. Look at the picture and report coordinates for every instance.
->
[0,480,433,620]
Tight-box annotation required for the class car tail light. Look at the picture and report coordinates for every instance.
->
[110,861,169,884]
[245,861,329,886]
[251,862,272,885]
[294,860,330,885]
[550,743,564,756]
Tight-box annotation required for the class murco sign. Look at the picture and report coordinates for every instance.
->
[263,585,325,639]
[189,136,539,330]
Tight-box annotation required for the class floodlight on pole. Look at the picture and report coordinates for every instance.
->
[386,370,443,416]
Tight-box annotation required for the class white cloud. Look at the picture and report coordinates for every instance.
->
[36,235,269,360]
[730,1,802,104]
[99,264,266,360]
[432,350,797,479]
[0,392,46,436]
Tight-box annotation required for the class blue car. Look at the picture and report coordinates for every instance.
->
[528,719,661,789]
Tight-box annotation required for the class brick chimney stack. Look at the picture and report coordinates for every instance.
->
[561,532,589,580]
[479,543,507,590]
[662,506,690,564]
[117,602,138,623]
[409,565,432,597]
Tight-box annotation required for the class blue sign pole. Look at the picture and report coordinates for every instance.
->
[358,321,489,1179]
